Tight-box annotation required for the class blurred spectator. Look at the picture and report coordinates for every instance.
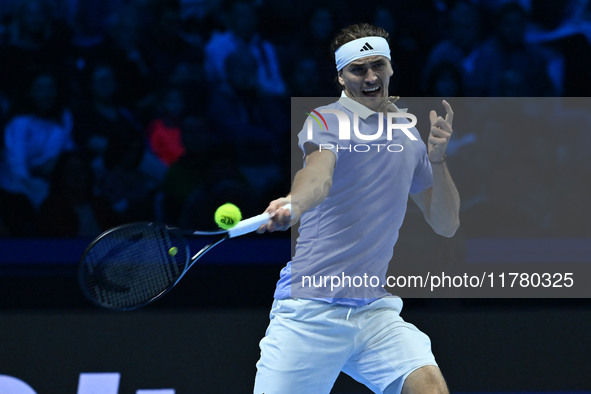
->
[142,1,202,88]
[146,87,187,167]
[421,1,481,95]
[0,68,75,209]
[465,1,556,96]
[288,57,335,97]
[525,0,591,96]
[284,5,338,96]
[423,61,464,97]
[372,4,396,36]
[203,0,287,97]
[166,58,207,112]
[310,3,337,30]
[206,47,288,201]
[37,151,122,238]
[158,116,251,227]
[207,47,287,143]
[68,0,123,46]
[178,0,223,29]
[74,4,153,112]
[177,0,223,51]
[371,2,439,96]
[72,62,143,177]
[0,0,73,101]
[94,131,163,221]
[178,0,221,21]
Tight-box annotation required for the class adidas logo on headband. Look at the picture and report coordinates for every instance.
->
[335,36,391,71]
[360,42,374,52]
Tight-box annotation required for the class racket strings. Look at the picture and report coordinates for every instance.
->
[80,223,189,310]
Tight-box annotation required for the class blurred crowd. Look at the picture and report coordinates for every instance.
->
[0,0,590,238]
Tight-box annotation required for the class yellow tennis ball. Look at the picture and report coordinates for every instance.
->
[168,246,178,256]
[214,203,242,230]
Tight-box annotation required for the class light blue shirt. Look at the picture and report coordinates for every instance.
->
[274,94,433,306]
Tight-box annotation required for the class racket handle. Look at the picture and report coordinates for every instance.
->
[228,203,292,238]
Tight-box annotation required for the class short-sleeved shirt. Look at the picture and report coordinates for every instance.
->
[274,93,433,306]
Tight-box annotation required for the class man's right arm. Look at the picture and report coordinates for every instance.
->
[261,148,336,232]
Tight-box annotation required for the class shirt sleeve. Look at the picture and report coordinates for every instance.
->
[410,146,433,194]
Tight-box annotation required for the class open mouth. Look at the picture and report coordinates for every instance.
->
[362,86,381,97]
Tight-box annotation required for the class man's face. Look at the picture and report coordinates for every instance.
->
[338,55,393,111]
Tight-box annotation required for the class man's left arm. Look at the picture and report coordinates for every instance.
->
[411,100,460,238]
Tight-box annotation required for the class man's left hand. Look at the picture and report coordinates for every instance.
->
[428,100,454,162]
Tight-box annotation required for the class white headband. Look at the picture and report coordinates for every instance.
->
[334,36,391,71]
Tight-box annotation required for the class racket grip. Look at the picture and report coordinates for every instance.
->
[228,203,292,238]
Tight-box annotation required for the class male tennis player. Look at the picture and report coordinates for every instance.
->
[256,23,460,394]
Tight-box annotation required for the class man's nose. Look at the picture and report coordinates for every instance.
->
[365,69,378,83]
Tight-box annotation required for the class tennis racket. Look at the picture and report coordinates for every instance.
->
[79,204,291,311]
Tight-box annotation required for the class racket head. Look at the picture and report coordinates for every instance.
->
[79,222,190,311]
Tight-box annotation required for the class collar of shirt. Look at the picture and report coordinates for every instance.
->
[337,91,407,120]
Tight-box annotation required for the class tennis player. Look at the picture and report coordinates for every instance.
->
[256,23,460,394]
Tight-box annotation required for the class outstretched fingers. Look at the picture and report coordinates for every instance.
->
[428,100,454,160]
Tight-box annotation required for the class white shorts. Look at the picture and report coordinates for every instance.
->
[253,297,437,394]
